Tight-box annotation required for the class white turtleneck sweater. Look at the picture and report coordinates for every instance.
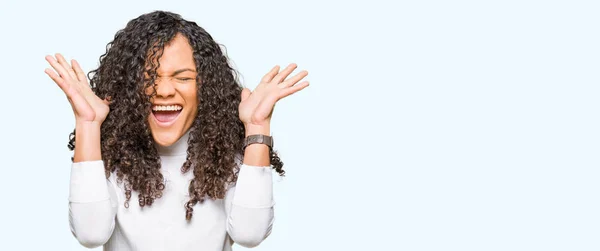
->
[68,131,274,250]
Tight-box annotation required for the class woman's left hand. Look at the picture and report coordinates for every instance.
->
[239,63,309,132]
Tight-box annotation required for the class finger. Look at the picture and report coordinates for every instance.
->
[71,59,87,82]
[271,63,297,84]
[279,81,309,100]
[44,68,70,93]
[55,53,77,80]
[280,70,308,88]
[241,88,251,102]
[72,60,95,96]
[260,65,280,83]
[45,55,72,81]
[46,67,91,112]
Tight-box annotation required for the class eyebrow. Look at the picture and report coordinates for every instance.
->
[169,68,197,76]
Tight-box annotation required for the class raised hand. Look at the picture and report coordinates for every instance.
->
[45,53,110,124]
[239,63,309,129]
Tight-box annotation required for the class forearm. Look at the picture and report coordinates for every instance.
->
[74,121,103,162]
[243,124,271,167]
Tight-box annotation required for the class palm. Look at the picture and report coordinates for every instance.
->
[64,77,109,122]
[239,84,274,126]
[45,54,110,123]
[239,64,310,127]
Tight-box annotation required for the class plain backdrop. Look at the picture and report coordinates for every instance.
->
[0,0,599,250]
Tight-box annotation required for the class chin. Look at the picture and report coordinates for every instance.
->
[151,131,182,147]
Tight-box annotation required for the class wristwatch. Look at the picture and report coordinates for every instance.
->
[243,134,273,150]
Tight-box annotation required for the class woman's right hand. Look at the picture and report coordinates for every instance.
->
[45,53,110,124]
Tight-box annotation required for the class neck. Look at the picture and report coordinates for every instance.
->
[155,130,190,156]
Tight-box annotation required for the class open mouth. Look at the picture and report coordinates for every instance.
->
[152,104,183,125]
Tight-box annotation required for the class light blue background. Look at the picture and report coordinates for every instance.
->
[1,0,598,250]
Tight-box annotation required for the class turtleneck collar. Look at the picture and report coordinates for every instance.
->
[154,130,190,156]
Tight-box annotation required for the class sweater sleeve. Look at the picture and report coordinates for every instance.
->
[224,164,275,248]
[68,160,118,248]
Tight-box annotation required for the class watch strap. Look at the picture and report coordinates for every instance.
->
[243,134,273,150]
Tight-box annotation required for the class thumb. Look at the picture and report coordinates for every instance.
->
[241,88,251,102]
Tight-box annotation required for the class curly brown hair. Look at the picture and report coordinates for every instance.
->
[67,11,284,220]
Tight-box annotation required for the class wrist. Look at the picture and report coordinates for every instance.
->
[76,120,103,129]
[244,123,270,137]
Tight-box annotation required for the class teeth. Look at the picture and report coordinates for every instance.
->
[152,105,183,111]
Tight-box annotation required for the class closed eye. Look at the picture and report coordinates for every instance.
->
[176,78,194,82]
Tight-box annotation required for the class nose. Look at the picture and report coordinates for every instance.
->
[155,77,176,98]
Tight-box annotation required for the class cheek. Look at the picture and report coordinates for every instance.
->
[189,89,199,107]
[183,85,199,111]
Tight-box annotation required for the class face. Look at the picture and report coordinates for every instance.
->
[147,34,199,146]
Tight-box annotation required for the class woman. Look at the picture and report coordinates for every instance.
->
[44,11,308,250]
